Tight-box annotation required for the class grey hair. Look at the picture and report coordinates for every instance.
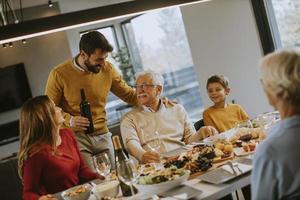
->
[135,70,164,86]
[260,48,300,106]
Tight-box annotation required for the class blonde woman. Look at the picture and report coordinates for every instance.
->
[251,49,300,200]
[18,95,103,200]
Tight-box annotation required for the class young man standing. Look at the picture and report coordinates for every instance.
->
[45,31,137,169]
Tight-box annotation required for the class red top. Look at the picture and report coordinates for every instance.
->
[22,129,97,200]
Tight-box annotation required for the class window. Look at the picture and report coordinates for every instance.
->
[81,8,204,125]
[266,0,300,47]
[122,7,203,119]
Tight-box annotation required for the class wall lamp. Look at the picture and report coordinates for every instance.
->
[48,0,53,8]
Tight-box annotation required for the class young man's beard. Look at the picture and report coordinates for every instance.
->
[84,60,101,73]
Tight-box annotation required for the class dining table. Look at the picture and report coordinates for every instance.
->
[55,126,257,200]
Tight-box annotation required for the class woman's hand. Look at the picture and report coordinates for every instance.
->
[38,194,57,200]
[141,151,160,164]
[96,173,105,180]
[199,126,218,139]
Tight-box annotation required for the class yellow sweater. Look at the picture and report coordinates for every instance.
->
[203,104,249,133]
[45,59,138,134]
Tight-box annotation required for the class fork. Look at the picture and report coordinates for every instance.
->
[232,163,243,174]
[227,161,238,175]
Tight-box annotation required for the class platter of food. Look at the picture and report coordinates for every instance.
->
[229,127,264,144]
[163,144,214,175]
[162,143,235,180]
[233,142,257,156]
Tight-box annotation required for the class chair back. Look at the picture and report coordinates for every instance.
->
[0,156,23,200]
[194,119,204,131]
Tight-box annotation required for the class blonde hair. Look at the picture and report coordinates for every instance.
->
[17,95,59,181]
[260,49,300,106]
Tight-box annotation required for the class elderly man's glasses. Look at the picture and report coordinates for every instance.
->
[134,84,157,90]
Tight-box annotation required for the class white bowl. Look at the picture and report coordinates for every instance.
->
[92,180,119,199]
[61,184,91,200]
[135,170,190,195]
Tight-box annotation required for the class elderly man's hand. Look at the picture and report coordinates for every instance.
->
[199,126,218,139]
[161,97,177,108]
[141,151,160,164]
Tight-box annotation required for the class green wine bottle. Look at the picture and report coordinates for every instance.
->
[80,88,94,133]
[112,135,138,196]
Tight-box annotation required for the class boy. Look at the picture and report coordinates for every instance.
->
[203,75,249,132]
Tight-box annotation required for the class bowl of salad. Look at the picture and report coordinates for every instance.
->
[135,166,190,195]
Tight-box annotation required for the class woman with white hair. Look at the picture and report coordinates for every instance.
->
[251,49,300,200]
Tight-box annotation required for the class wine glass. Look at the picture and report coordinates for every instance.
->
[93,152,111,178]
[236,120,253,140]
[141,130,162,153]
[116,159,139,199]
[141,129,163,169]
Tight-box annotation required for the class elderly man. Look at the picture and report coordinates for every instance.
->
[121,71,218,163]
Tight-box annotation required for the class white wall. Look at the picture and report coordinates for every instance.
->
[181,0,273,118]
[0,4,72,125]
[0,32,72,124]
[0,31,71,158]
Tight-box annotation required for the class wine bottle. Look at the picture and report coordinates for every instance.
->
[112,135,138,196]
[79,88,94,133]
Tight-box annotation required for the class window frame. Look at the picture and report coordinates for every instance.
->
[250,0,275,54]
[79,25,120,51]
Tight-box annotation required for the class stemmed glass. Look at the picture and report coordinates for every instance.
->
[141,129,162,153]
[93,152,112,178]
[235,120,254,142]
[116,159,139,199]
[141,129,163,169]
[236,120,253,132]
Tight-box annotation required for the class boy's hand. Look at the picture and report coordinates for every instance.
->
[199,126,218,138]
